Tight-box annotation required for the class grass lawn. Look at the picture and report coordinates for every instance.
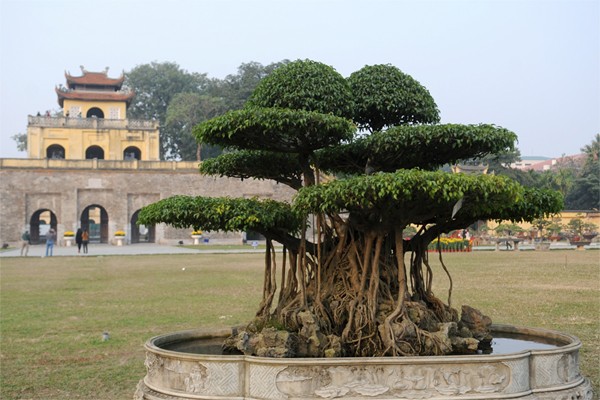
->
[1,250,598,399]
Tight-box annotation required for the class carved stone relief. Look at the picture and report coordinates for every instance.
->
[275,363,511,398]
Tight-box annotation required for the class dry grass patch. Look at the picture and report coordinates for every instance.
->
[1,250,598,399]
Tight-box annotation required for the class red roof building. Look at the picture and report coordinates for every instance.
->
[55,66,134,107]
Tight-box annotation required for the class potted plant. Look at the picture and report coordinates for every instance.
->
[63,231,75,247]
[546,219,563,242]
[530,218,551,251]
[191,230,203,245]
[581,221,598,241]
[114,230,126,246]
[566,215,595,250]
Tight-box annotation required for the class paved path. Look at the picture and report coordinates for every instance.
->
[0,243,263,258]
[2,241,597,259]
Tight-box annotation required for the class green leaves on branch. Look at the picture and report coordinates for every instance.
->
[137,196,302,235]
[200,150,304,190]
[293,170,562,230]
[348,64,440,132]
[316,124,517,174]
[194,107,355,153]
[248,59,353,117]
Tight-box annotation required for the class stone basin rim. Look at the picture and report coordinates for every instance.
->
[144,323,582,362]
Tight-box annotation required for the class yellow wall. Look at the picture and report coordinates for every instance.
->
[63,99,128,119]
[487,211,600,235]
[27,122,160,161]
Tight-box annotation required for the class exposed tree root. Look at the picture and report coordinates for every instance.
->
[223,224,492,358]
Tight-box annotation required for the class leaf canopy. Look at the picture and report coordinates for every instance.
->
[138,196,302,235]
[194,107,355,153]
[316,124,517,174]
[200,150,303,190]
[248,59,353,117]
[293,170,563,230]
[348,64,440,132]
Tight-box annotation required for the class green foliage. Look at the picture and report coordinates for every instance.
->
[200,150,303,189]
[248,59,353,117]
[125,60,286,160]
[317,124,517,174]
[211,60,290,110]
[165,93,227,160]
[494,223,524,236]
[294,171,562,233]
[138,196,302,235]
[194,107,355,153]
[566,215,598,236]
[125,62,210,159]
[565,134,600,210]
[11,132,27,152]
[348,64,440,132]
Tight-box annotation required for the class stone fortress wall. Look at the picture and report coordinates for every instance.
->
[0,159,294,246]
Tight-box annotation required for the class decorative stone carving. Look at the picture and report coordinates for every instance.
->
[135,325,594,400]
[275,363,510,398]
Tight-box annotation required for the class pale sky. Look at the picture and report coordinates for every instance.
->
[0,0,598,159]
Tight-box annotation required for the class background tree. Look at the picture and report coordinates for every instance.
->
[126,60,287,160]
[565,134,600,210]
[139,60,562,358]
[11,132,27,152]
[125,62,210,159]
[208,60,290,110]
[165,93,227,161]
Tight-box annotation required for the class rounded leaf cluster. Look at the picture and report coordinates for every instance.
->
[293,170,549,228]
[248,59,353,117]
[200,150,303,189]
[138,196,302,234]
[317,124,517,174]
[348,64,440,131]
[194,107,355,153]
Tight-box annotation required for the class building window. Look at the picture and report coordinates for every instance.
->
[86,145,104,159]
[109,107,120,119]
[46,144,65,159]
[123,146,141,160]
[86,107,104,118]
[68,106,81,118]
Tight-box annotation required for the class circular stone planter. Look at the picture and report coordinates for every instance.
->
[134,324,593,400]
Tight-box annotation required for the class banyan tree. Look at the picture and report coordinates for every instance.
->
[138,60,562,358]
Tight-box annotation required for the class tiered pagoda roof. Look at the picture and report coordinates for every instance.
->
[55,66,134,107]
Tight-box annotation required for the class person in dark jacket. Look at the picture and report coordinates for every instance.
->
[75,228,83,254]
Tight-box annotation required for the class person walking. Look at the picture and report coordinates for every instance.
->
[82,229,89,254]
[45,228,56,257]
[20,230,31,256]
[75,228,83,254]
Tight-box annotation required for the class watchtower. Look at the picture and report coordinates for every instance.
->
[26,66,160,161]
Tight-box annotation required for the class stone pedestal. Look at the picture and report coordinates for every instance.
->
[134,325,594,400]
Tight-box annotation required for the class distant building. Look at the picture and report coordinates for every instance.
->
[509,154,586,172]
[0,67,292,246]
[28,67,159,161]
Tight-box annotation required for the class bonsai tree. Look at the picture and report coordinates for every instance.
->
[566,215,598,241]
[493,223,524,237]
[546,219,564,240]
[530,218,551,240]
[138,60,562,358]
